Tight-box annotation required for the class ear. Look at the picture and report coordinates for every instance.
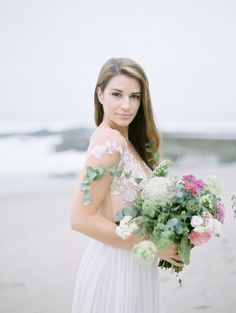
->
[96,87,104,104]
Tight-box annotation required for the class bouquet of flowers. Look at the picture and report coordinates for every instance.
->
[115,160,226,273]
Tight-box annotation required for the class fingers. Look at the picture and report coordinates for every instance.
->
[167,258,183,267]
[168,244,178,254]
[157,244,183,267]
[171,255,181,261]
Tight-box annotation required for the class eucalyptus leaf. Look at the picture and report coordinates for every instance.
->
[178,237,191,265]
[135,177,143,184]
[86,166,98,180]
[166,218,178,230]
[175,223,183,235]
[115,210,124,224]
[171,206,180,212]
[176,191,184,198]
[108,166,122,177]
[82,176,90,185]
[153,152,160,160]
[125,171,132,179]
[145,143,153,153]
[83,191,91,205]
[123,206,138,217]
[95,164,105,179]
[80,183,91,192]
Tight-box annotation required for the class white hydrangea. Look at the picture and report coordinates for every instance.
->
[205,175,222,195]
[141,176,174,207]
[132,240,158,264]
[200,194,214,210]
[116,215,138,240]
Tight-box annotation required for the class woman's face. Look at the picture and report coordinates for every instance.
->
[97,74,141,129]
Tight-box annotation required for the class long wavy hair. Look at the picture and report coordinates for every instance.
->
[94,57,162,169]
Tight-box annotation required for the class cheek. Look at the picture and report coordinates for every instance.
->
[134,102,141,113]
[102,100,117,115]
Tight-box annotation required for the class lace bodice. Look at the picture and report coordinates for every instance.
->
[83,127,152,222]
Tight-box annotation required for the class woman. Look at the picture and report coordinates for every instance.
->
[70,58,181,313]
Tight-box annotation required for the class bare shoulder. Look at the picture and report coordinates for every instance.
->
[90,127,126,145]
[87,127,126,159]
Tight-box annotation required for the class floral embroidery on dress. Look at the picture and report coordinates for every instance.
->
[110,142,149,205]
[87,129,151,208]
[90,140,123,159]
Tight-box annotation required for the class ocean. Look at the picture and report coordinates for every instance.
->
[1,117,236,197]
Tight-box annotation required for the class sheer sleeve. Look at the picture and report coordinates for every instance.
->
[80,128,126,207]
[86,128,125,162]
[72,127,150,224]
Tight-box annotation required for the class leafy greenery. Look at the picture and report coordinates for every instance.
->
[145,142,160,165]
[80,164,105,205]
[115,205,139,225]
[178,237,191,265]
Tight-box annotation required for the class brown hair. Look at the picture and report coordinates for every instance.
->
[94,57,162,169]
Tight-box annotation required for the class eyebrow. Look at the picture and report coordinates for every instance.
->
[111,88,141,94]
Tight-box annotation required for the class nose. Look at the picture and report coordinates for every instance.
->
[120,96,130,110]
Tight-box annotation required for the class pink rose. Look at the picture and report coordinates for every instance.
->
[189,231,211,246]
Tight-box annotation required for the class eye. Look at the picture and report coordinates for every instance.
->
[131,94,141,100]
[111,92,121,97]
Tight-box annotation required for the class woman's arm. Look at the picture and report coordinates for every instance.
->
[70,196,140,250]
[70,129,141,250]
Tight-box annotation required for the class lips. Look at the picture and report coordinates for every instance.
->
[117,114,132,118]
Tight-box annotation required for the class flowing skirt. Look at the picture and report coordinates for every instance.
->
[71,238,165,313]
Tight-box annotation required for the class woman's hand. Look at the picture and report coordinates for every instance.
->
[157,244,183,267]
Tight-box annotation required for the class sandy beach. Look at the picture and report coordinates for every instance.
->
[1,162,236,313]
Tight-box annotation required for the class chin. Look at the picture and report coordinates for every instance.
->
[116,120,132,127]
[118,116,135,125]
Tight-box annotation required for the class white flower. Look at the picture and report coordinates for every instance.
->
[141,176,174,207]
[120,215,132,224]
[132,240,158,264]
[213,219,222,236]
[200,194,214,210]
[191,216,204,228]
[205,175,222,195]
[193,211,215,234]
[116,215,138,240]
[202,211,214,233]
[153,159,172,177]
[194,225,206,234]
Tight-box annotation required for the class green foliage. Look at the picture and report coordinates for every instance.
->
[178,237,191,265]
[141,198,157,218]
[115,210,125,225]
[115,205,138,225]
[145,142,160,164]
[108,165,123,177]
[166,218,183,235]
[86,165,105,180]
[81,164,105,205]
[135,177,143,184]
[124,170,132,179]
[152,159,172,177]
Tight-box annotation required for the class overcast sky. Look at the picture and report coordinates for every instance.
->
[0,0,235,128]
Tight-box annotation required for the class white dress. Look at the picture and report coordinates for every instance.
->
[71,128,165,313]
